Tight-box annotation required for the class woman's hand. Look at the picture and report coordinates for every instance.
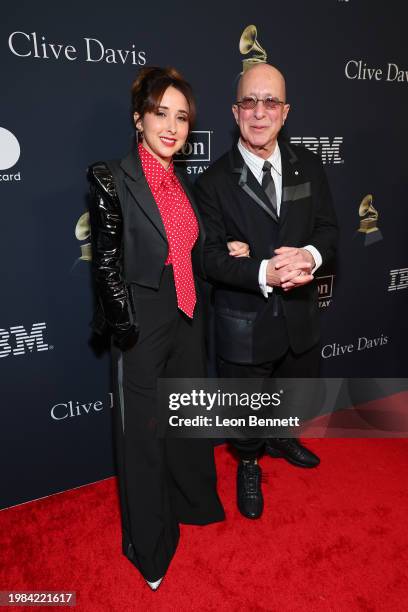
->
[227,240,250,258]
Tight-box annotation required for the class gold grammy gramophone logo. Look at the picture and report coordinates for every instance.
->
[358,194,379,233]
[357,194,383,245]
[239,25,267,73]
[75,211,92,262]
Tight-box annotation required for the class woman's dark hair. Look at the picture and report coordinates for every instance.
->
[131,66,196,128]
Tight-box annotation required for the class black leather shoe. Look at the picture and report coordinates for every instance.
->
[237,459,264,519]
[265,438,320,468]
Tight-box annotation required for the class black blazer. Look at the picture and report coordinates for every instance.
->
[88,146,205,347]
[195,141,338,364]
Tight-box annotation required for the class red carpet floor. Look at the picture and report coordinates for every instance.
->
[1,440,408,611]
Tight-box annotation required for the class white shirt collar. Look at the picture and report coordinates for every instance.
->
[238,139,282,176]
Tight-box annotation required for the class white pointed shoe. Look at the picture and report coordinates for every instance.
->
[145,577,163,591]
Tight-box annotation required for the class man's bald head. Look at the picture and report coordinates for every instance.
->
[232,63,290,158]
[237,64,287,103]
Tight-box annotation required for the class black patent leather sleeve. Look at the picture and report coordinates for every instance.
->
[88,162,139,349]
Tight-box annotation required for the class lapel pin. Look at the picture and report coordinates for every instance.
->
[295,170,299,175]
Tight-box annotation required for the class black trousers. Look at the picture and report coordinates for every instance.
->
[112,267,224,582]
[217,344,320,460]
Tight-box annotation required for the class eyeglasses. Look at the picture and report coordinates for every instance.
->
[236,96,285,110]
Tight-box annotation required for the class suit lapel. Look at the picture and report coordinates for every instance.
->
[120,148,167,242]
[229,146,279,224]
[279,141,305,229]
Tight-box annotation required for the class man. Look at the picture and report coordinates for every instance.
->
[195,64,338,519]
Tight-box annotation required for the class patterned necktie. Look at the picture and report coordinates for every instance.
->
[161,174,197,318]
[262,160,278,216]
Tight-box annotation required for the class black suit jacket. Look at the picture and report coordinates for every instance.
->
[88,146,205,344]
[195,141,338,364]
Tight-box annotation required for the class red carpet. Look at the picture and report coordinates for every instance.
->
[1,440,408,611]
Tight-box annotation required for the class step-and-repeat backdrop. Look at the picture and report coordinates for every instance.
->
[1,1,407,508]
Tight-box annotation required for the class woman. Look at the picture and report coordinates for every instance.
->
[88,67,248,590]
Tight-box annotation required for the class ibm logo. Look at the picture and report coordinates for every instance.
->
[174,131,211,163]
[388,268,408,292]
[290,137,344,165]
[0,322,50,358]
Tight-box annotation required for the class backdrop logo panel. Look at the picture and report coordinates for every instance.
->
[0,322,51,358]
[2,1,406,511]
[388,268,408,292]
[0,127,21,181]
[345,60,408,83]
[8,31,147,66]
[317,275,334,308]
[174,130,211,175]
[322,333,389,359]
[289,137,344,165]
[356,194,383,246]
